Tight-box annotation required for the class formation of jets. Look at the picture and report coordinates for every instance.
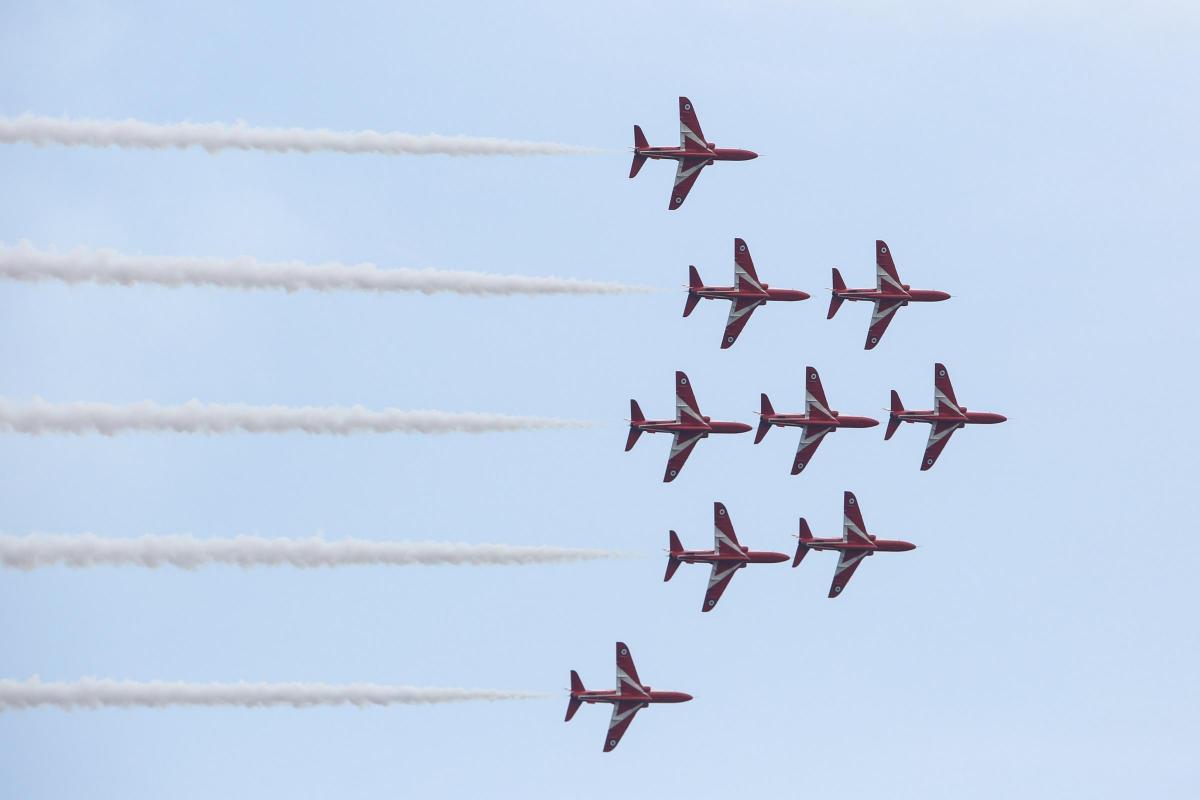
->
[573,493,916,748]
[626,364,1003,481]
[570,97,1006,752]
[685,237,948,349]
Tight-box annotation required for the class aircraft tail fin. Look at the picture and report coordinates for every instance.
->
[629,126,649,178]
[665,530,684,581]
[885,390,904,440]
[565,670,585,721]
[828,268,847,319]
[626,400,645,451]
[754,393,775,444]
[793,518,814,567]
[683,266,703,317]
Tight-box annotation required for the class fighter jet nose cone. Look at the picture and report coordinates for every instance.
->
[864,418,881,428]
[995,414,1008,423]
[734,423,754,433]
[680,693,694,702]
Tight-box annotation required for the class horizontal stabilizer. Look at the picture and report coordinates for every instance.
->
[683,266,703,317]
[793,518,813,567]
[755,393,775,444]
[885,391,903,440]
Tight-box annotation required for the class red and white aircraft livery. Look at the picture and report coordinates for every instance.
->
[629,96,758,210]
[684,238,811,349]
[792,491,916,598]
[566,642,693,752]
[754,366,879,475]
[828,240,951,350]
[886,362,1007,471]
[665,502,790,612]
[627,371,752,482]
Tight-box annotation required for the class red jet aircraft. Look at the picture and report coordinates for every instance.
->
[887,362,1007,470]
[754,366,879,474]
[627,371,752,482]
[828,240,951,349]
[566,642,693,752]
[630,96,758,210]
[684,238,811,349]
[665,502,790,612]
[793,491,916,598]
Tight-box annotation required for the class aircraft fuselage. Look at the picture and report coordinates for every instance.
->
[894,410,1007,426]
[575,689,694,705]
[803,536,916,554]
[692,285,811,303]
[672,549,789,566]
[835,286,950,304]
[637,146,758,162]
[764,413,879,430]
[634,418,753,437]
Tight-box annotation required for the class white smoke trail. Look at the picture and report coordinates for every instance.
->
[0,533,620,570]
[0,678,544,710]
[0,114,599,156]
[0,241,651,296]
[0,398,590,436]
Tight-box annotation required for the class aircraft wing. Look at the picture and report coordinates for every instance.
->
[875,240,904,291]
[829,550,870,598]
[842,491,871,544]
[804,367,835,421]
[721,297,764,349]
[675,371,703,424]
[678,97,708,150]
[702,561,742,612]
[615,642,646,695]
[791,425,832,474]
[664,431,703,482]
[713,502,745,556]
[669,156,708,210]
[921,420,963,471]
[933,363,965,417]
[603,700,646,752]
[733,238,764,291]
[865,299,903,350]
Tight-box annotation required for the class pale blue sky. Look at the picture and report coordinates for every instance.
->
[1,2,1198,797]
